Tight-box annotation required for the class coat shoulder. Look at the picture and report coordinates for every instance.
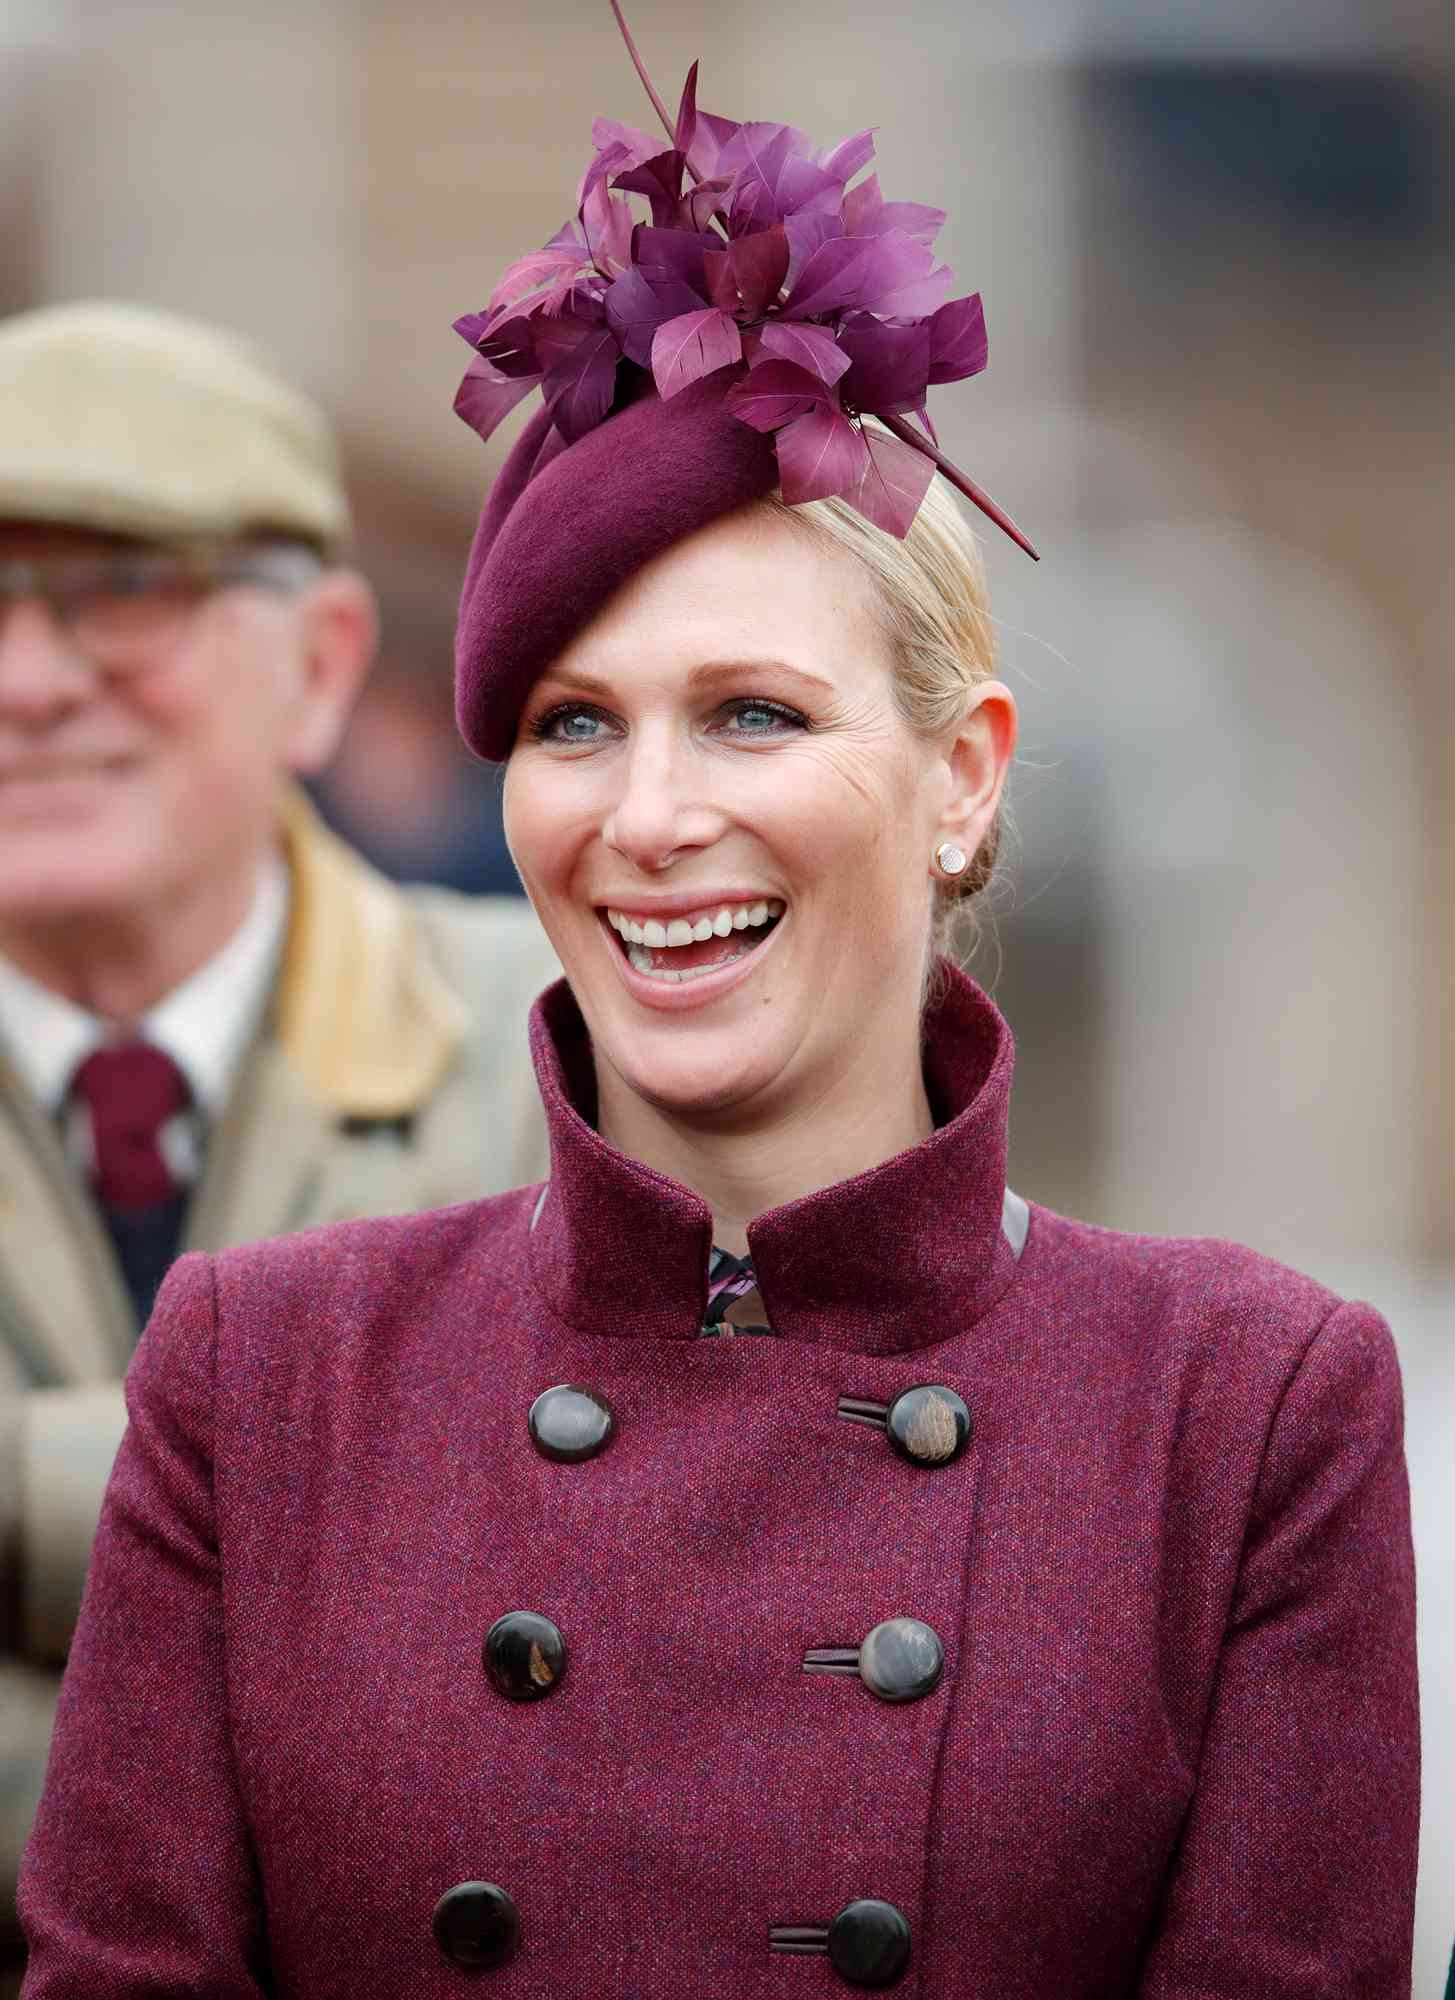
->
[1018,1199,1377,1393]
[205,1187,537,1357]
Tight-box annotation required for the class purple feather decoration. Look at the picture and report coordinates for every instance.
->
[632,225,718,290]
[703,228,790,315]
[819,129,877,185]
[776,403,871,504]
[848,424,937,537]
[453,355,542,445]
[604,268,705,367]
[543,334,620,443]
[674,60,699,161]
[842,174,946,246]
[451,1,1039,557]
[581,180,635,279]
[781,231,944,322]
[725,359,829,432]
[757,321,849,386]
[612,151,687,229]
[837,313,930,413]
[928,293,990,383]
[485,243,591,317]
[651,308,743,399]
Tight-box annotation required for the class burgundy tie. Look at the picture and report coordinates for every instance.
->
[69,1041,191,1212]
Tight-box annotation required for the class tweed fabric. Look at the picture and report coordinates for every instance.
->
[454,378,779,762]
[19,968,1418,1995]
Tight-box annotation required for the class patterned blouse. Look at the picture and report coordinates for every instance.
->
[701,1247,773,1336]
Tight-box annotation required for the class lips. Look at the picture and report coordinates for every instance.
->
[604,896,784,981]
[597,894,787,1003]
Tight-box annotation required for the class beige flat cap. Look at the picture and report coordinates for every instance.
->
[0,301,350,555]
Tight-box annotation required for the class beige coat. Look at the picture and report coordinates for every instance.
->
[0,795,555,1930]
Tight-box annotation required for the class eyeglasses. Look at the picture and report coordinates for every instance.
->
[0,541,323,673]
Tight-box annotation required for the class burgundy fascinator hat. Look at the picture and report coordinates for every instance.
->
[453,1,1037,762]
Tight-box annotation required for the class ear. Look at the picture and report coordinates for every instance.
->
[934,679,1017,864]
[281,568,380,775]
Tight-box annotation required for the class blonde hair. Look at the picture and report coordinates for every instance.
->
[760,467,1002,959]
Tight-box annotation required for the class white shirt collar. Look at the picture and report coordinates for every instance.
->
[0,852,290,1117]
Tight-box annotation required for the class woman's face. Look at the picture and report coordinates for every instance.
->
[504,504,1007,1129]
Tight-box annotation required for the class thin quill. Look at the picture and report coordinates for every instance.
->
[609,0,691,165]
[880,412,1039,561]
[606,4,727,247]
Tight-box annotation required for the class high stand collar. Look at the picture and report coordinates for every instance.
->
[525,961,1018,1357]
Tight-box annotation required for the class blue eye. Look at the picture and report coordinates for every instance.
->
[720,699,807,736]
[530,703,614,745]
[526,695,808,745]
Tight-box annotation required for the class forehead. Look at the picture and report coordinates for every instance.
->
[545,502,888,694]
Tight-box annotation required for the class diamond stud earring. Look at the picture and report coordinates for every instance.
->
[934,841,969,878]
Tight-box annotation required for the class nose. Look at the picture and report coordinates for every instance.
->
[0,599,96,725]
[600,725,725,873]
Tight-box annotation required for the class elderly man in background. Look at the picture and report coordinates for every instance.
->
[0,302,553,1981]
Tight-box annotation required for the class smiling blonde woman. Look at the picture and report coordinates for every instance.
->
[20,18,1419,1998]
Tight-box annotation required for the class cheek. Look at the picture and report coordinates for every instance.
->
[502,763,592,911]
[134,680,266,779]
[760,737,926,887]
[125,668,302,846]
[760,744,935,984]
[125,674,206,737]
[179,611,307,760]
[95,680,215,801]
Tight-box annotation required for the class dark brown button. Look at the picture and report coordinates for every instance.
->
[828,1899,912,1987]
[884,1385,971,1467]
[483,1611,565,1701]
[432,1881,520,1967]
[528,1384,615,1462]
[858,1618,944,1703]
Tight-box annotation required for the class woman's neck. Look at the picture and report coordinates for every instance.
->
[595,1035,935,1257]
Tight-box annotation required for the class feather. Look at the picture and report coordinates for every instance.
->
[927,294,989,384]
[844,424,936,537]
[725,359,829,432]
[774,404,871,504]
[542,326,621,443]
[448,3,1039,557]
[604,268,705,367]
[837,313,930,414]
[758,322,849,386]
[453,356,542,445]
[650,309,743,400]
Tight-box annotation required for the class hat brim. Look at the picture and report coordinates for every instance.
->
[454,377,779,762]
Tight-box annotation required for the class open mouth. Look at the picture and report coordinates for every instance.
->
[602,898,785,985]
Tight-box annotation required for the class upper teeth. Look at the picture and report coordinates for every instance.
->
[606,899,784,947]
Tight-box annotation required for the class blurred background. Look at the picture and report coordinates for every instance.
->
[2,0,1450,1982]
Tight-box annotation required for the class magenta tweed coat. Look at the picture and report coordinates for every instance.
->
[19,969,1419,1996]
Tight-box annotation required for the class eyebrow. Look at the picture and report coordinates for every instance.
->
[532,658,838,703]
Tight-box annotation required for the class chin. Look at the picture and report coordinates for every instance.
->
[0,829,157,928]
[598,1011,793,1125]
